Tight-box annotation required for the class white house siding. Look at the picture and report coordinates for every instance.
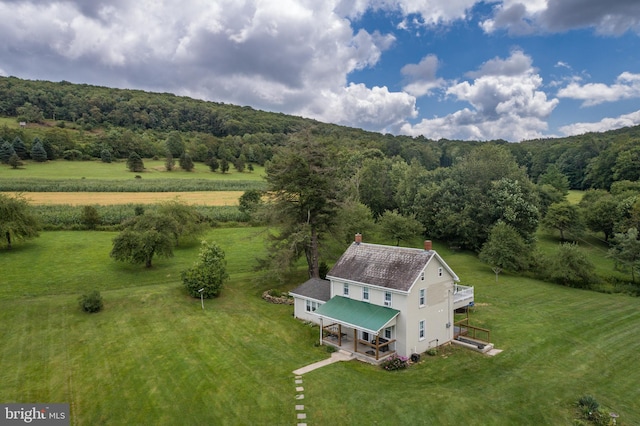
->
[403,260,455,355]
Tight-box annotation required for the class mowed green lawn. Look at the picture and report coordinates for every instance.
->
[0,159,265,181]
[1,230,640,425]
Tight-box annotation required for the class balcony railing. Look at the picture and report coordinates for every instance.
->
[453,284,474,308]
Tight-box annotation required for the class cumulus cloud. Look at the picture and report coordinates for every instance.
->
[401,54,445,97]
[401,50,559,141]
[481,0,640,35]
[557,72,640,106]
[0,0,421,133]
[310,83,417,131]
[340,0,479,25]
[559,109,640,135]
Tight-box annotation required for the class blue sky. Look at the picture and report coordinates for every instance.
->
[0,1,639,141]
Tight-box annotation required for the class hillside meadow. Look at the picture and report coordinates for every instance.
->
[0,159,266,181]
[1,228,639,425]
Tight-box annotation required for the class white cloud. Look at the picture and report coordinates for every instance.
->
[311,83,417,132]
[559,109,640,135]
[481,0,640,35]
[557,72,640,106]
[401,50,559,141]
[339,0,479,25]
[401,54,445,97]
[0,0,417,132]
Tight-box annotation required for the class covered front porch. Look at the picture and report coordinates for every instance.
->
[315,296,400,363]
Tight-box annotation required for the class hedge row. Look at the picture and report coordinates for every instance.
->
[34,204,247,228]
[0,178,266,192]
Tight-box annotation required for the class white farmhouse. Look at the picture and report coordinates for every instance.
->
[290,234,478,362]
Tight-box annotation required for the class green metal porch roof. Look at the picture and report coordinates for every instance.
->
[314,296,400,334]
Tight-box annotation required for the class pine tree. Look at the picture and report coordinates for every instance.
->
[30,140,48,162]
[0,141,15,163]
[12,137,28,160]
[8,153,22,169]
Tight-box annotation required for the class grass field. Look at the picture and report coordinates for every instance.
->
[0,159,265,181]
[1,229,639,425]
[3,191,243,206]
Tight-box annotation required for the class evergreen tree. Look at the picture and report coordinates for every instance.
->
[0,141,15,163]
[8,153,22,169]
[41,139,55,160]
[12,137,28,160]
[30,140,48,162]
[126,151,144,172]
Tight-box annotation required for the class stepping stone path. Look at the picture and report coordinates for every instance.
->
[292,350,354,424]
[294,376,307,426]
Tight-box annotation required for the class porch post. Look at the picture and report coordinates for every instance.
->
[353,329,357,352]
[338,324,342,346]
[319,318,323,346]
[375,335,380,360]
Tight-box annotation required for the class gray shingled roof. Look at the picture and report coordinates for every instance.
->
[289,278,331,302]
[327,242,435,292]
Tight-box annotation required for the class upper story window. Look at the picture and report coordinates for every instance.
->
[363,286,369,301]
[419,288,426,307]
[343,283,349,297]
[421,271,425,281]
[384,291,392,307]
[438,267,443,277]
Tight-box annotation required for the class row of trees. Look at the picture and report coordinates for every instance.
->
[254,131,640,289]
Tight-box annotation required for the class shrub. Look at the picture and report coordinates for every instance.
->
[79,290,103,313]
[380,354,409,371]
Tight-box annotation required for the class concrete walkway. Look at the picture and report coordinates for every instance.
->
[293,350,354,375]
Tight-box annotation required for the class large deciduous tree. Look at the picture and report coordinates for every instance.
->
[0,194,39,249]
[378,209,424,246]
[479,222,531,282]
[542,201,583,241]
[110,213,179,268]
[261,131,341,279]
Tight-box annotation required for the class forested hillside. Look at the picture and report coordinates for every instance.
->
[2,76,640,291]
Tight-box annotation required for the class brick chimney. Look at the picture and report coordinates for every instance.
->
[424,240,432,251]
[355,233,362,244]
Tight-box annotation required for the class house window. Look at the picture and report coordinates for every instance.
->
[419,320,425,340]
[421,272,425,281]
[343,283,349,297]
[362,331,369,341]
[438,267,443,277]
[306,300,320,312]
[419,288,426,307]
[384,291,392,307]
[363,286,369,301]
[384,327,392,340]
